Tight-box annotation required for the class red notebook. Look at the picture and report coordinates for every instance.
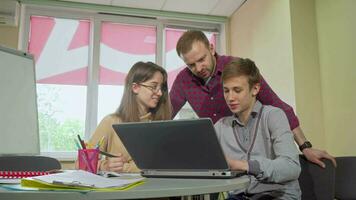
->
[0,171,50,179]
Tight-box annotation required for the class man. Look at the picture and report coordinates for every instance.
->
[215,58,301,199]
[169,30,336,168]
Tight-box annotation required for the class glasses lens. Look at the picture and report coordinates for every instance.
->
[139,83,167,93]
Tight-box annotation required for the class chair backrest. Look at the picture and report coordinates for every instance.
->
[0,156,61,171]
[335,156,356,200]
[298,155,335,200]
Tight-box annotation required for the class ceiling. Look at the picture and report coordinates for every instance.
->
[59,0,246,17]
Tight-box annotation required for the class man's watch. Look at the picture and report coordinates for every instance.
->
[299,141,312,151]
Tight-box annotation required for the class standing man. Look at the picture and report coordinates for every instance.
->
[169,30,336,168]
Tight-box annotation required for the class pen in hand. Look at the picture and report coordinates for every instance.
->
[95,136,117,157]
[99,150,118,158]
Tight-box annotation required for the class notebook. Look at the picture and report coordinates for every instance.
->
[21,170,144,191]
[0,171,50,179]
[112,118,244,178]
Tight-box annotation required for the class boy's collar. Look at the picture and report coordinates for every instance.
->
[232,100,262,127]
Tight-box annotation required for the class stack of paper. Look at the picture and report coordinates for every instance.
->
[0,178,21,184]
[21,170,144,191]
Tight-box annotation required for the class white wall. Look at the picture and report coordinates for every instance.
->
[229,0,296,110]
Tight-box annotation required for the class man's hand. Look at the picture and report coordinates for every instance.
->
[293,126,337,168]
[302,148,337,168]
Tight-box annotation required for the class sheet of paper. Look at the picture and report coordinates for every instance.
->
[32,170,144,188]
[0,178,21,184]
[99,171,142,178]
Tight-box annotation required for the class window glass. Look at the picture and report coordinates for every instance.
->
[28,16,89,152]
[165,28,217,119]
[24,11,222,156]
[97,23,156,122]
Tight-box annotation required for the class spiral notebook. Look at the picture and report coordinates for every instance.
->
[0,171,50,179]
[0,171,51,184]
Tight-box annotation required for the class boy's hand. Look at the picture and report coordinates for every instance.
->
[226,157,249,171]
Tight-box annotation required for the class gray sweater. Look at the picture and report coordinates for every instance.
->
[214,101,301,200]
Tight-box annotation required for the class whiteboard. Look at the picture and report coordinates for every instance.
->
[0,45,40,155]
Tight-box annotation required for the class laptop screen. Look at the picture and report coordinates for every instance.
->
[113,118,229,171]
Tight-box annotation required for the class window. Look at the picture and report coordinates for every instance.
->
[97,22,156,122]
[165,28,217,119]
[28,16,89,152]
[21,5,224,159]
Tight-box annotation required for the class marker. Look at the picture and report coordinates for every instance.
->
[77,135,86,149]
[74,139,81,150]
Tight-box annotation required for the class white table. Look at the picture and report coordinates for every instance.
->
[0,176,249,200]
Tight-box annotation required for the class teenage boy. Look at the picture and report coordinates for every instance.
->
[214,58,301,199]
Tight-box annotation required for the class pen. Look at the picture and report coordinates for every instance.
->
[86,142,94,149]
[77,134,86,149]
[96,136,105,149]
[99,150,118,158]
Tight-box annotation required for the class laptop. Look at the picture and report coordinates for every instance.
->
[112,118,244,178]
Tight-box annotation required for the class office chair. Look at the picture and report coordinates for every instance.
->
[0,156,61,171]
[298,155,335,200]
[335,156,356,200]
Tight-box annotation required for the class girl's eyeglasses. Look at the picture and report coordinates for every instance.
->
[138,83,167,93]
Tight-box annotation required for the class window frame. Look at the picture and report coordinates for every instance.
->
[19,3,226,160]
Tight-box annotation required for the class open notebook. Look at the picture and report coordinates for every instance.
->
[21,170,144,191]
[113,118,244,178]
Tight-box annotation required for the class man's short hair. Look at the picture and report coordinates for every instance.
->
[176,30,210,57]
[222,58,261,89]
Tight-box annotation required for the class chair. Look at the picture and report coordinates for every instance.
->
[335,156,356,200]
[0,156,61,171]
[298,155,335,200]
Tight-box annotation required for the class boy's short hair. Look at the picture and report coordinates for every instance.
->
[222,58,261,89]
[176,30,210,57]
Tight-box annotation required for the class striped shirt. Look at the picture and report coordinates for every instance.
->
[170,54,299,130]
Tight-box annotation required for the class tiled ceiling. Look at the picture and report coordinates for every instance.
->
[59,0,246,17]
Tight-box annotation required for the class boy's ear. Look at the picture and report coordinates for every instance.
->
[252,83,261,97]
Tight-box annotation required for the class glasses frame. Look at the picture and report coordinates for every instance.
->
[138,83,167,93]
